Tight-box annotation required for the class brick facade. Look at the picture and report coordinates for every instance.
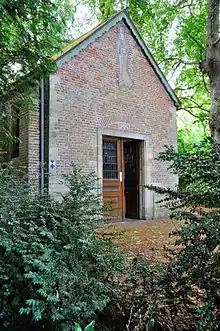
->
[16,13,178,219]
[48,20,178,219]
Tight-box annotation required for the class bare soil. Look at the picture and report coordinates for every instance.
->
[101,219,182,263]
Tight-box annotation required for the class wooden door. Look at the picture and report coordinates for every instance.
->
[103,137,124,221]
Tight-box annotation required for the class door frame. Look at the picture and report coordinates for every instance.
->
[97,128,153,220]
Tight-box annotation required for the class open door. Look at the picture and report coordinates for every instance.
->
[103,137,124,220]
[123,140,139,219]
[102,136,140,221]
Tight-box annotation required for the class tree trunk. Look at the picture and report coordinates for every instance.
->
[203,0,220,141]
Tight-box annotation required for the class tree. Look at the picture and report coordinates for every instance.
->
[0,0,76,94]
[83,0,220,141]
[201,0,220,141]
[0,0,76,154]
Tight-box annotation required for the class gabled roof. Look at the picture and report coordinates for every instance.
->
[52,10,179,106]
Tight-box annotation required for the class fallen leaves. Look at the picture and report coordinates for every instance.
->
[101,219,182,263]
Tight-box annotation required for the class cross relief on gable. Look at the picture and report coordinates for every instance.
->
[116,26,133,88]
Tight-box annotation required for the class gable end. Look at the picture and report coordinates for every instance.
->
[54,10,179,107]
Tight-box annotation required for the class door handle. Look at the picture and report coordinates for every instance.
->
[119,172,123,182]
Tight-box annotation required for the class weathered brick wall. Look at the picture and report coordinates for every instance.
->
[7,101,29,172]
[28,104,40,186]
[48,21,177,218]
[17,108,29,169]
[9,99,40,185]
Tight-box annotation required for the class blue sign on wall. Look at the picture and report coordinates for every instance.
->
[49,160,56,169]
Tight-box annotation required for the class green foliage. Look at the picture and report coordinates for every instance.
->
[0,0,76,152]
[178,125,208,155]
[0,0,75,96]
[74,321,95,331]
[0,165,123,330]
[153,139,217,205]
[147,142,220,330]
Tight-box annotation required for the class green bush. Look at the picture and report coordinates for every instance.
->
[147,142,220,330]
[74,321,95,331]
[0,166,123,330]
[96,256,167,331]
[3,139,220,331]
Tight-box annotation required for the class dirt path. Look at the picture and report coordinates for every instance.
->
[101,219,182,263]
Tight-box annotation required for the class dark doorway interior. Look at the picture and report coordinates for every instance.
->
[123,140,139,219]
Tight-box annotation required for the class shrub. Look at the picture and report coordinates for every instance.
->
[147,141,220,330]
[74,321,95,331]
[0,165,123,330]
[96,255,167,331]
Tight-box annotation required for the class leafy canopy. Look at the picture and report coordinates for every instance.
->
[0,0,76,97]
[0,0,76,154]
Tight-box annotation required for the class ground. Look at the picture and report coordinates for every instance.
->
[101,219,182,263]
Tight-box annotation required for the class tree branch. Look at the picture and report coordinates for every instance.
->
[186,31,204,52]
[181,97,210,112]
[177,0,192,9]
[177,0,188,6]
[175,82,201,91]
[168,62,182,80]
[214,36,220,44]
[161,57,200,65]
[179,107,200,118]
[201,73,210,94]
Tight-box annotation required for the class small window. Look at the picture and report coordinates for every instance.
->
[103,141,118,179]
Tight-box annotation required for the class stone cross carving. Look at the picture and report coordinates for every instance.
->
[116,26,133,88]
